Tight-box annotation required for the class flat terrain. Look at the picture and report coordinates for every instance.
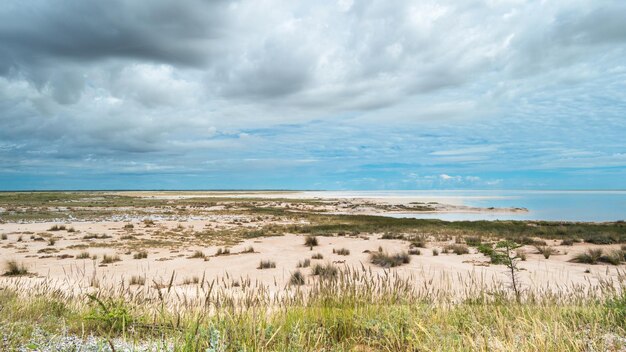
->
[1,192,625,351]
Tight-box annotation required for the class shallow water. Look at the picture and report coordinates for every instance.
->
[308,190,626,222]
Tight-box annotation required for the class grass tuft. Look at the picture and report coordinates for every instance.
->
[370,251,411,268]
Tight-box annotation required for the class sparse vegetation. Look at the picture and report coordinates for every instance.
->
[332,248,350,256]
[304,235,318,247]
[241,246,255,253]
[48,225,66,231]
[535,245,557,259]
[444,244,469,255]
[47,238,56,246]
[432,248,439,256]
[3,260,29,276]
[189,250,206,259]
[571,248,624,265]
[297,259,311,268]
[257,260,276,269]
[216,247,230,256]
[101,254,121,264]
[311,253,323,259]
[370,251,411,268]
[289,270,305,285]
[129,275,145,285]
[1,233,6,240]
[311,262,338,279]
[133,251,148,259]
[76,251,91,259]
[408,248,420,255]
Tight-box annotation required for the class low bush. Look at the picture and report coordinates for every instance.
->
[258,260,276,269]
[216,247,230,256]
[3,260,29,276]
[311,253,324,260]
[535,246,557,259]
[129,276,146,285]
[76,252,91,259]
[408,248,420,255]
[370,251,411,268]
[333,248,350,256]
[304,235,318,247]
[133,251,148,259]
[311,263,338,279]
[445,244,469,255]
[289,270,306,286]
[189,250,206,259]
[101,254,121,264]
[297,259,311,268]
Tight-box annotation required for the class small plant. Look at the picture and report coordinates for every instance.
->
[465,237,482,247]
[17,235,23,242]
[3,260,29,276]
[289,270,306,286]
[304,235,318,247]
[571,249,604,264]
[311,263,338,279]
[67,227,76,233]
[370,251,411,268]
[257,260,276,269]
[47,238,56,246]
[77,251,91,259]
[129,275,145,285]
[190,250,206,259]
[133,251,148,259]
[516,249,527,261]
[408,248,421,255]
[297,259,311,268]
[561,239,575,246]
[123,223,134,229]
[101,254,121,264]
[445,244,469,255]
[535,245,556,259]
[1,234,7,240]
[241,246,255,253]
[333,248,350,256]
[410,236,428,248]
[216,247,230,256]
[432,248,439,256]
[182,276,200,285]
[311,253,324,260]
[48,225,66,231]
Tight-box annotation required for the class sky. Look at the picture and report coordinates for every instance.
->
[0,0,625,191]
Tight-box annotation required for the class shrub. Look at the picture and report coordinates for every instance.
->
[304,235,318,247]
[432,248,439,256]
[133,251,148,259]
[123,224,134,229]
[67,227,76,233]
[48,225,66,231]
[3,260,29,276]
[516,249,527,261]
[297,259,311,268]
[602,250,624,265]
[77,251,91,259]
[216,247,230,256]
[182,276,200,285]
[408,248,420,255]
[445,244,469,255]
[311,263,338,279]
[333,248,350,256]
[17,235,22,242]
[129,276,145,285]
[48,238,56,246]
[561,239,575,246]
[0,234,6,240]
[535,246,556,259]
[311,253,324,260]
[571,249,604,264]
[289,270,306,286]
[370,251,411,268]
[190,250,206,259]
[410,236,428,248]
[241,246,255,253]
[584,235,616,245]
[258,260,276,269]
[101,254,121,264]
[465,237,482,247]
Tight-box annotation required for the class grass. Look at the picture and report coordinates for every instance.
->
[304,235,318,247]
[311,262,338,279]
[370,251,411,268]
[297,258,311,268]
[1,233,6,240]
[101,254,121,264]
[444,244,469,255]
[189,250,206,259]
[129,275,145,285]
[215,247,230,256]
[2,260,29,276]
[133,251,148,259]
[289,270,305,286]
[241,246,255,253]
[257,260,276,269]
[571,248,624,265]
[332,248,350,256]
[535,245,557,259]
[76,251,91,259]
[432,248,439,256]
[408,248,421,255]
[311,253,323,259]
[48,224,66,231]
[0,263,625,350]
[47,238,56,246]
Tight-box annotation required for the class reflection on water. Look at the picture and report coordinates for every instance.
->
[315,190,626,222]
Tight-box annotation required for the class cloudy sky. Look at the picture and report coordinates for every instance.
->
[1,0,625,190]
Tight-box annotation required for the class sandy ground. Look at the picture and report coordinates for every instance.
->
[1,219,623,299]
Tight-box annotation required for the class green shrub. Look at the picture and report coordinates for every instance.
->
[311,263,338,279]
[571,249,604,264]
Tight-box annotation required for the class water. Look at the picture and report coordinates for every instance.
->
[307,190,626,222]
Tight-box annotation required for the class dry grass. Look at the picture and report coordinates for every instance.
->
[2,260,29,276]
[133,251,148,259]
[370,251,411,268]
[444,244,469,255]
[257,260,276,269]
[101,254,121,264]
